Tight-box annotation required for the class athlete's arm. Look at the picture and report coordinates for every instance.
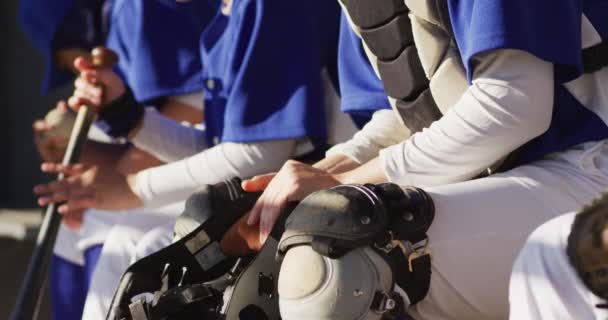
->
[326,109,408,165]
[130,107,207,163]
[380,49,553,187]
[244,49,553,242]
[131,139,296,208]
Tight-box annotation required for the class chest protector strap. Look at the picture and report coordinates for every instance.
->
[583,42,608,74]
[340,0,442,133]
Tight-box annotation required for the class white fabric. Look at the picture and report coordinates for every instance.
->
[82,221,175,320]
[407,140,608,319]
[131,107,208,163]
[509,213,608,320]
[134,139,296,208]
[53,224,85,265]
[381,49,554,187]
[169,91,204,111]
[327,109,408,164]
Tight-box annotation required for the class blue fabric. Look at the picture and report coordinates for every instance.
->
[106,0,218,103]
[200,0,340,144]
[448,0,583,83]
[50,254,86,320]
[446,0,608,165]
[19,0,107,92]
[337,14,390,118]
[83,244,103,290]
[48,244,102,320]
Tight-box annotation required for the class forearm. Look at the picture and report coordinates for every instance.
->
[313,153,360,174]
[132,139,296,207]
[80,141,128,167]
[381,49,554,187]
[334,157,388,184]
[326,109,408,164]
[130,107,208,163]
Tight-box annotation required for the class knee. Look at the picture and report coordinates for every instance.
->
[278,245,393,320]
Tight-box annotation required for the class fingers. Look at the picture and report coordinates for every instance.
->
[73,55,94,72]
[259,193,285,244]
[69,76,103,110]
[56,100,69,112]
[241,173,275,192]
[58,196,96,214]
[246,203,262,226]
[32,120,49,133]
[40,162,87,175]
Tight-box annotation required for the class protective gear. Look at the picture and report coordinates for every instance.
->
[583,41,608,74]
[339,0,459,133]
[567,192,608,305]
[95,88,145,139]
[277,183,435,319]
[107,178,260,320]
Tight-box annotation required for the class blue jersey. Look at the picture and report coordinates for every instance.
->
[448,0,608,165]
[106,0,217,104]
[337,13,391,127]
[19,0,108,93]
[199,0,340,145]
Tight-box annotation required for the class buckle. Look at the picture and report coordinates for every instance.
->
[371,291,398,314]
[375,233,432,272]
[403,239,431,272]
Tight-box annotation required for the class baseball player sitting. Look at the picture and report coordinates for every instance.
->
[24,0,214,318]
[214,1,608,319]
[33,0,356,317]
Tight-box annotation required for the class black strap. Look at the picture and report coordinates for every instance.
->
[583,42,608,74]
[388,247,432,305]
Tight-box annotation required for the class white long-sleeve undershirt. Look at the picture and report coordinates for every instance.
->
[131,107,208,163]
[326,109,408,164]
[134,139,296,208]
[380,49,554,187]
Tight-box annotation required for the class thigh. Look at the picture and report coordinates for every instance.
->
[131,222,175,263]
[410,157,608,320]
[81,224,141,320]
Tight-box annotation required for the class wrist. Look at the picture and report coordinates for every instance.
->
[126,173,144,206]
[96,88,145,139]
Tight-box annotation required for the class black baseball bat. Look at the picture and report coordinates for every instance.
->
[10,47,118,320]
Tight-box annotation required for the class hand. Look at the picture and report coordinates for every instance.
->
[68,56,125,112]
[61,208,85,231]
[54,48,90,74]
[33,101,71,162]
[242,160,342,244]
[33,163,143,214]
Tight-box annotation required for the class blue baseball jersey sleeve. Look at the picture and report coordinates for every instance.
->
[448,0,608,165]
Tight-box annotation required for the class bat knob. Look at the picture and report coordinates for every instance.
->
[91,46,119,68]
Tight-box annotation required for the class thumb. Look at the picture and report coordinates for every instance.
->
[242,174,275,192]
[73,56,95,73]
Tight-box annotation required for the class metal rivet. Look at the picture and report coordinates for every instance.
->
[361,216,371,225]
[403,213,414,221]
[207,79,216,90]
[353,289,364,297]
[385,298,396,310]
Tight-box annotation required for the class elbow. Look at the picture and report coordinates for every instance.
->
[522,86,554,140]
[526,105,552,139]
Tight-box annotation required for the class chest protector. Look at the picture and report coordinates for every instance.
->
[340,0,468,136]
